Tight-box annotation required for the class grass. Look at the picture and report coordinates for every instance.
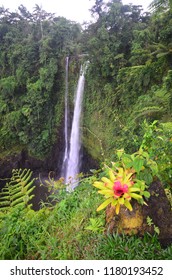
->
[0,177,172,260]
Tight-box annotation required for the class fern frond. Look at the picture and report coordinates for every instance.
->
[0,169,35,212]
[134,106,164,121]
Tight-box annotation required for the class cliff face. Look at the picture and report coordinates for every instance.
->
[0,129,98,190]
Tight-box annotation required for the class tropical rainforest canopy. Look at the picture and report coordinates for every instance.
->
[0,0,171,162]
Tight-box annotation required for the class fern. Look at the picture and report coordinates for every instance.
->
[133,106,164,121]
[0,169,35,212]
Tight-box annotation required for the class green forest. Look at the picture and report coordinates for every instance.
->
[0,0,172,260]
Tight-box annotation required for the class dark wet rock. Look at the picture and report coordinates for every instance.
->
[0,149,45,181]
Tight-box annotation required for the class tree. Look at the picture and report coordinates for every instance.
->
[84,0,146,80]
[90,0,106,19]
[149,0,172,12]
[0,5,82,157]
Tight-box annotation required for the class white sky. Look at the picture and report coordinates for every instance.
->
[0,0,152,23]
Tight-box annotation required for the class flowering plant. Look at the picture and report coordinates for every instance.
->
[93,149,153,214]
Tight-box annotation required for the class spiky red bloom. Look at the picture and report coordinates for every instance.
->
[113,181,128,197]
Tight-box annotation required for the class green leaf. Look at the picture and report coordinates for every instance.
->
[122,154,133,168]
[147,216,153,226]
[116,149,124,159]
[138,171,153,185]
[143,191,150,198]
[133,158,144,174]
[154,226,160,235]
[148,160,158,176]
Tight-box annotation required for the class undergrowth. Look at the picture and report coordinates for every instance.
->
[0,179,171,260]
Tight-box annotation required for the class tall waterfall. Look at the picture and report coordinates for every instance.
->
[64,65,86,190]
[61,57,69,177]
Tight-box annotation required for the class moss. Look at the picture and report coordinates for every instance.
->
[82,133,103,161]
[119,207,143,235]
[0,145,25,160]
[106,204,144,235]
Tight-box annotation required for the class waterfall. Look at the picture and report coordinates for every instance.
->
[61,57,69,177]
[64,65,86,190]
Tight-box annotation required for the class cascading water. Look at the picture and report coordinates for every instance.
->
[61,57,69,177]
[63,64,86,190]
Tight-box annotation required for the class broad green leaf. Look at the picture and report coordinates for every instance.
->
[133,158,144,174]
[122,154,133,168]
[143,191,150,198]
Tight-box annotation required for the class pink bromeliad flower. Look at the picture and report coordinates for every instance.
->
[113,181,128,197]
[93,167,145,214]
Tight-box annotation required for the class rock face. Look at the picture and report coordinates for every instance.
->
[105,180,172,247]
[0,150,46,181]
[0,149,49,210]
[0,139,98,209]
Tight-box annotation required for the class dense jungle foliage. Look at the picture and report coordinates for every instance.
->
[0,0,172,260]
[0,4,82,158]
[0,0,172,165]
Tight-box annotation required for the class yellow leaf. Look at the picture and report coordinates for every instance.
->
[96,197,114,211]
[115,202,120,214]
[143,201,148,206]
[124,172,133,183]
[130,193,142,200]
[101,177,113,188]
[117,168,124,177]
[124,199,133,211]
[93,181,106,190]
[129,187,140,192]
[111,199,118,206]
[109,169,116,182]
[98,193,112,199]
[123,193,131,199]
[98,190,114,196]
[118,197,124,204]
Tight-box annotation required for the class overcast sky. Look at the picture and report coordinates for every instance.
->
[0,0,152,23]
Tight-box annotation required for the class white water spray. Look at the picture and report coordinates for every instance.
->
[64,65,86,190]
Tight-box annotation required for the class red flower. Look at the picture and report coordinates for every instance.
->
[113,181,128,197]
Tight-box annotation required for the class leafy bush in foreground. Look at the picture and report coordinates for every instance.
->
[0,177,171,260]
